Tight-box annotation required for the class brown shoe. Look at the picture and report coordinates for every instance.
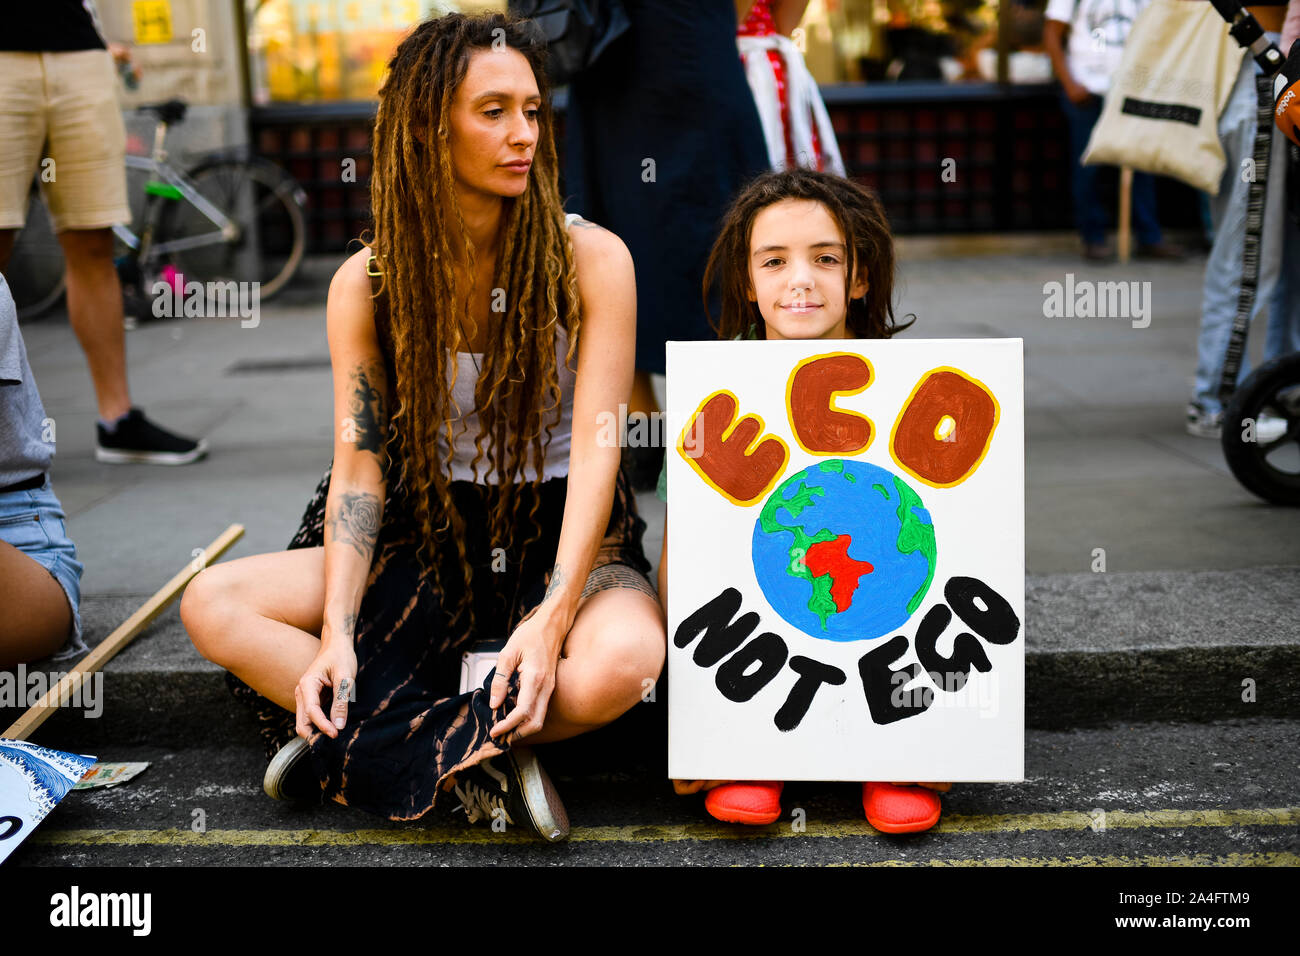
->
[1082,242,1115,262]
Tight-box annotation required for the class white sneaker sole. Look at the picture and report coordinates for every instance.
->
[510,747,570,842]
[96,438,209,465]
[263,736,310,801]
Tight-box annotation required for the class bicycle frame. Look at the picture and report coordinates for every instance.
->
[113,120,239,260]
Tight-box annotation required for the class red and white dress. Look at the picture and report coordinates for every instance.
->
[737,0,845,175]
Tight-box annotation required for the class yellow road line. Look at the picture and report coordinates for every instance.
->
[31,806,1300,847]
[825,852,1299,867]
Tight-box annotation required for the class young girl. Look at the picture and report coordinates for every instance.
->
[657,167,951,834]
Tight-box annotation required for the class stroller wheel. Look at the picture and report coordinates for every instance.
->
[1222,352,1300,505]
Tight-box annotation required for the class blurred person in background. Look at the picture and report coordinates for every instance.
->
[564,0,770,490]
[737,0,847,174]
[1187,0,1300,438]
[1044,0,1184,262]
[0,1,206,465]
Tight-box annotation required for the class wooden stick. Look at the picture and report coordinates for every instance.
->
[3,524,244,741]
[1118,165,1133,264]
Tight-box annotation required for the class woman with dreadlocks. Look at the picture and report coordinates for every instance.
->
[180,12,665,842]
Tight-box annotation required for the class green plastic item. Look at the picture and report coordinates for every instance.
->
[144,181,183,200]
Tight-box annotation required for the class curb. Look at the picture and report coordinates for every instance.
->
[4,567,1297,747]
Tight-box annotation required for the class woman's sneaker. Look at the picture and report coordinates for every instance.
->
[263,736,323,804]
[96,407,208,464]
[451,746,569,842]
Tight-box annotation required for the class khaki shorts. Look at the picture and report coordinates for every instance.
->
[0,50,131,233]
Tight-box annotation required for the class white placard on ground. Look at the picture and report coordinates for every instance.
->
[0,738,96,863]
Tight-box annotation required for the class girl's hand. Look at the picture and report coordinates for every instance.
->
[892,782,952,792]
[489,611,565,742]
[295,639,358,740]
[672,779,729,795]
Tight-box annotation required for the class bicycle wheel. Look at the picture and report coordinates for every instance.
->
[6,188,66,322]
[1221,352,1300,505]
[159,157,306,300]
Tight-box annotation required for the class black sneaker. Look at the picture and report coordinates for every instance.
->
[263,736,323,804]
[450,746,569,842]
[95,407,209,465]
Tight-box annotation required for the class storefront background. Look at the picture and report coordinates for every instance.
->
[91,0,1197,245]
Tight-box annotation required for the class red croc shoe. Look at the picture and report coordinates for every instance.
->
[704,781,784,825]
[862,782,941,833]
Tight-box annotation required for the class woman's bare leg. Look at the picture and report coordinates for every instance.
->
[0,540,72,669]
[521,569,666,746]
[183,547,665,744]
[180,547,327,712]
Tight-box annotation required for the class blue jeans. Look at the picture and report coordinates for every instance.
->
[1061,90,1163,247]
[0,472,86,661]
[1195,37,1300,415]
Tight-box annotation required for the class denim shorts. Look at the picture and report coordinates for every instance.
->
[0,472,87,661]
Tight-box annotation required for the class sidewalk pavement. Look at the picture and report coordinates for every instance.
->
[6,245,1300,741]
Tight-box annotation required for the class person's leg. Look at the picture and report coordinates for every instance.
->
[1194,59,1284,418]
[180,547,327,712]
[0,53,45,272]
[520,567,666,745]
[1130,171,1163,248]
[0,539,72,669]
[56,227,131,422]
[1061,92,1107,248]
[43,50,134,423]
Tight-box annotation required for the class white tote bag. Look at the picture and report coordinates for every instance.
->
[1081,0,1246,194]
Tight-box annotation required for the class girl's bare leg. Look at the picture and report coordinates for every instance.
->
[180,547,327,712]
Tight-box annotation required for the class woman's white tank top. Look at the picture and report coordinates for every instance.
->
[438,213,580,484]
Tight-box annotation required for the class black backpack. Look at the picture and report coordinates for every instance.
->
[507,0,630,86]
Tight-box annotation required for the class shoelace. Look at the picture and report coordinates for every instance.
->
[453,778,514,826]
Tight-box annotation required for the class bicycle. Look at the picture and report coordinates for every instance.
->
[116,99,307,319]
[9,98,307,322]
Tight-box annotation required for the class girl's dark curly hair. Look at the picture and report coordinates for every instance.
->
[704,167,914,340]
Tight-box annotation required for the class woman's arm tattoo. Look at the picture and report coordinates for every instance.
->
[337,612,357,638]
[347,362,386,455]
[325,491,381,558]
[543,563,565,602]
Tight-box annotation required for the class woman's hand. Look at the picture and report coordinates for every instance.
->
[295,637,358,740]
[892,782,952,792]
[489,609,565,742]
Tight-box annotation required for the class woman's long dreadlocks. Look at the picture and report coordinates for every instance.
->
[366,12,581,641]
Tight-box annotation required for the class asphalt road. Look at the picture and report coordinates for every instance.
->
[12,718,1298,867]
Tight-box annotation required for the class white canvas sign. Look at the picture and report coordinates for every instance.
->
[666,339,1024,782]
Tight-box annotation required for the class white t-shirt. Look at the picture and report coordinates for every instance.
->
[1045,0,1150,96]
